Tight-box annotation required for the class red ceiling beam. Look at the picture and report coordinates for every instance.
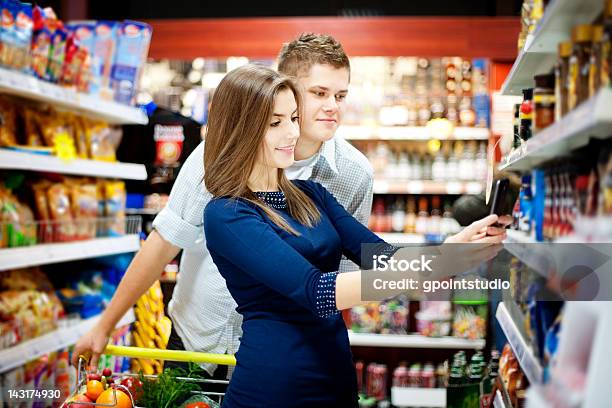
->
[145,17,520,61]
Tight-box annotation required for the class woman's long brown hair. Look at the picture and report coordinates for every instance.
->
[204,64,320,234]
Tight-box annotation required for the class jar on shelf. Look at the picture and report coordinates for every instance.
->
[588,25,604,98]
[567,24,594,111]
[533,73,555,132]
[601,0,612,88]
[555,41,572,120]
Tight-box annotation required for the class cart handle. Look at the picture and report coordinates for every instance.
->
[104,345,237,366]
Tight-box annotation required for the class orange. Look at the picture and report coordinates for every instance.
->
[85,380,104,401]
[96,388,132,408]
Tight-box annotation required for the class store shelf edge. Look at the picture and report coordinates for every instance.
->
[348,332,485,349]
[0,235,141,271]
[0,149,148,180]
[0,67,148,125]
[496,302,543,385]
[337,126,490,141]
[0,309,135,374]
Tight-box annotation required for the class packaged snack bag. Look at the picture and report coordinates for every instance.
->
[59,31,84,87]
[46,182,75,241]
[0,0,32,70]
[91,20,118,98]
[73,116,89,158]
[30,6,54,80]
[111,20,152,105]
[21,106,45,146]
[69,181,97,239]
[0,0,17,66]
[47,24,67,83]
[104,180,125,236]
[0,96,17,146]
[66,21,95,92]
[87,121,116,161]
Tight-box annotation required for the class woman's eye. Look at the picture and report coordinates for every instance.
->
[313,91,325,97]
[270,121,281,127]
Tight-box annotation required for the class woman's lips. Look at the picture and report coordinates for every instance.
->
[275,146,295,153]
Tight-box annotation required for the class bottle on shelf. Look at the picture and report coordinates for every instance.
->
[391,198,406,233]
[432,144,447,181]
[567,24,594,110]
[446,142,459,181]
[403,197,417,234]
[428,196,442,236]
[415,197,429,235]
[555,41,572,120]
[475,141,488,181]
[519,88,534,142]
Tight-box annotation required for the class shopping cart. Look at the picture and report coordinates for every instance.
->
[62,344,236,408]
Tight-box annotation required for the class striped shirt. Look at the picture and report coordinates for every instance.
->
[152,136,373,375]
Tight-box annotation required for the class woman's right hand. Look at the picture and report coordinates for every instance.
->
[71,328,110,370]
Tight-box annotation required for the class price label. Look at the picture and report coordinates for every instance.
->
[54,132,77,162]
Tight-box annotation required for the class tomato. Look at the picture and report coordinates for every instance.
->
[120,377,143,401]
[103,368,113,377]
[186,403,210,408]
[96,388,132,408]
[67,394,92,408]
[86,380,104,401]
[87,373,101,381]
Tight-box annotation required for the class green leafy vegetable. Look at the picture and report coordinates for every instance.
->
[138,363,207,408]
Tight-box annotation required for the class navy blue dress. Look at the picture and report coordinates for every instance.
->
[204,180,384,408]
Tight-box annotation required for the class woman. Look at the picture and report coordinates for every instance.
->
[203,64,505,407]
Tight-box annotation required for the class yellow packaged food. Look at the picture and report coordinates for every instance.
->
[104,181,126,236]
[0,97,17,147]
[69,181,98,240]
[88,122,116,161]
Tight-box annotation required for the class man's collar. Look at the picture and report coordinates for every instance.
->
[319,138,338,174]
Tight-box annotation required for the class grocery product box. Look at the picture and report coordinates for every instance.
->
[91,20,119,98]
[110,20,152,105]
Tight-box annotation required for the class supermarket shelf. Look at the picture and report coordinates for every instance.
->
[0,235,141,270]
[500,88,612,171]
[348,332,485,349]
[391,387,446,408]
[373,179,483,195]
[0,67,148,125]
[496,302,543,385]
[501,0,604,95]
[338,125,490,141]
[126,208,161,215]
[377,233,425,244]
[0,309,135,374]
[0,149,147,180]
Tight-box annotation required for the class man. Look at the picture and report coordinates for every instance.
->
[73,33,374,378]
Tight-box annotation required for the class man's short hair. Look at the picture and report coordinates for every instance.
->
[278,33,350,77]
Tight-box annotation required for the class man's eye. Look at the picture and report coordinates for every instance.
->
[336,95,346,101]
[270,121,280,127]
[291,116,300,122]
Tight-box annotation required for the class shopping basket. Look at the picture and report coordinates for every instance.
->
[62,344,237,408]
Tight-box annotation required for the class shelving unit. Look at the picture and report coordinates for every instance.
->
[373,180,483,195]
[500,88,612,171]
[0,67,148,125]
[348,332,485,349]
[377,232,425,244]
[338,125,490,141]
[0,235,141,270]
[0,149,147,180]
[0,309,135,374]
[501,0,605,95]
